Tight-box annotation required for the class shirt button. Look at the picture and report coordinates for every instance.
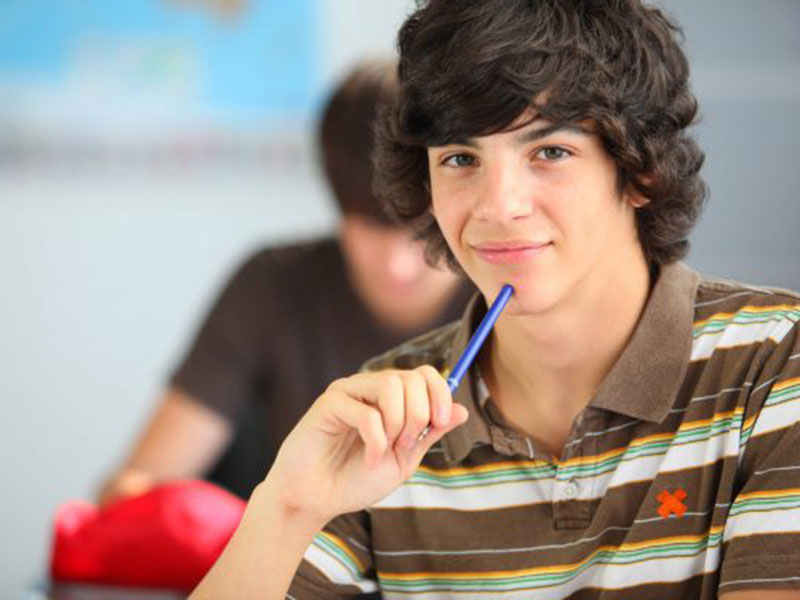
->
[564,479,580,499]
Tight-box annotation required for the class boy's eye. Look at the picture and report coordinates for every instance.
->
[443,154,475,167]
[537,146,569,160]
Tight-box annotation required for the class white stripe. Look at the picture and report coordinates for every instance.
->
[375,506,727,557]
[605,424,740,488]
[525,437,535,459]
[719,575,800,589]
[303,544,379,593]
[752,375,780,396]
[753,464,800,477]
[564,419,638,448]
[691,317,796,361]
[688,386,749,404]
[374,475,556,510]
[348,536,370,552]
[573,388,748,448]
[694,290,773,307]
[669,387,750,416]
[375,427,740,511]
[380,546,722,600]
[750,397,800,439]
[375,524,637,557]
[723,505,800,543]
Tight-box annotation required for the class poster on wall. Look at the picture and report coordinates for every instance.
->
[0,0,319,171]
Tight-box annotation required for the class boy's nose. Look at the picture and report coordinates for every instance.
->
[473,161,533,222]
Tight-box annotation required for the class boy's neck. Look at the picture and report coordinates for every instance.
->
[482,253,652,457]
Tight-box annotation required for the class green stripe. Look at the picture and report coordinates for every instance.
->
[693,308,800,339]
[409,419,741,488]
[410,463,556,486]
[741,387,800,446]
[379,531,724,592]
[740,421,755,446]
[765,384,800,407]
[313,534,366,580]
[729,494,800,517]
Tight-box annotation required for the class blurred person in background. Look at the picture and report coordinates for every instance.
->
[97,59,472,505]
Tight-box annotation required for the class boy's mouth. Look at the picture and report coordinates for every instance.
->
[471,240,552,264]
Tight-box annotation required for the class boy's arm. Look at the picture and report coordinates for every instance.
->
[191,366,468,599]
[190,477,325,600]
[718,319,800,597]
[98,387,232,507]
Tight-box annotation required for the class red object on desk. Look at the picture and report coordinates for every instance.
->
[49,480,246,591]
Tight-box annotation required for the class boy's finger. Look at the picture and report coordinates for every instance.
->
[415,364,453,428]
[324,389,388,467]
[397,370,431,449]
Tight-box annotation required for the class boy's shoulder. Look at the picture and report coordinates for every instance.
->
[694,271,800,317]
[690,270,800,362]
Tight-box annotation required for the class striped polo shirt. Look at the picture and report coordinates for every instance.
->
[288,262,800,599]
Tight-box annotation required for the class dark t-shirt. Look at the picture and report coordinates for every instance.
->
[170,237,473,498]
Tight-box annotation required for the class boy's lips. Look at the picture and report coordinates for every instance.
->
[471,240,552,264]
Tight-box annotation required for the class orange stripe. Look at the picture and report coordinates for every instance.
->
[736,487,800,502]
[378,527,725,581]
[319,531,367,574]
[773,376,800,393]
[417,409,743,476]
[693,304,800,330]
[416,459,552,477]
[742,413,758,432]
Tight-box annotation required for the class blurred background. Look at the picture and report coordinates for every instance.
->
[0,0,798,596]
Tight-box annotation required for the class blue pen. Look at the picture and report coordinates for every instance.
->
[418,283,514,440]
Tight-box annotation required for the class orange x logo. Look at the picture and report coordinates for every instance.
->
[657,488,687,518]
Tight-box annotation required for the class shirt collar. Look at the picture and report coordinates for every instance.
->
[440,261,700,463]
[588,261,699,421]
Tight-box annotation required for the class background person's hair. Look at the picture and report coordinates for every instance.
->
[319,58,399,225]
[374,0,707,270]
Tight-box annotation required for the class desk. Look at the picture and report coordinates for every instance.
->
[25,582,382,599]
[25,582,185,600]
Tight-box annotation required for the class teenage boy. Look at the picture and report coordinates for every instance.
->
[193,1,800,598]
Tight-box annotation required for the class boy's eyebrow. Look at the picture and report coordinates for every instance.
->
[514,121,588,145]
[445,121,589,149]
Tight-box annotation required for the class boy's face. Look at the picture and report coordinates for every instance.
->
[427,112,646,316]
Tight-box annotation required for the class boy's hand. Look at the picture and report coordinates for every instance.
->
[266,366,469,525]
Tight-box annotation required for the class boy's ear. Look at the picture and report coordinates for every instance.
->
[629,192,650,208]
[627,174,653,208]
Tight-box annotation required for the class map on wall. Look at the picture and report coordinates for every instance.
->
[0,0,319,168]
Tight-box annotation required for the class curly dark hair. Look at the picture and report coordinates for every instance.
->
[373,0,707,269]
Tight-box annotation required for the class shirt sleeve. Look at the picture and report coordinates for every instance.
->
[287,510,380,599]
[170,253,271,422]
[719,312,800,594]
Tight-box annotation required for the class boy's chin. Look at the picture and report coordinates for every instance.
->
[482,280,563,317]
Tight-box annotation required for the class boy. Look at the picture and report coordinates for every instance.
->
[194,1,800,598]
